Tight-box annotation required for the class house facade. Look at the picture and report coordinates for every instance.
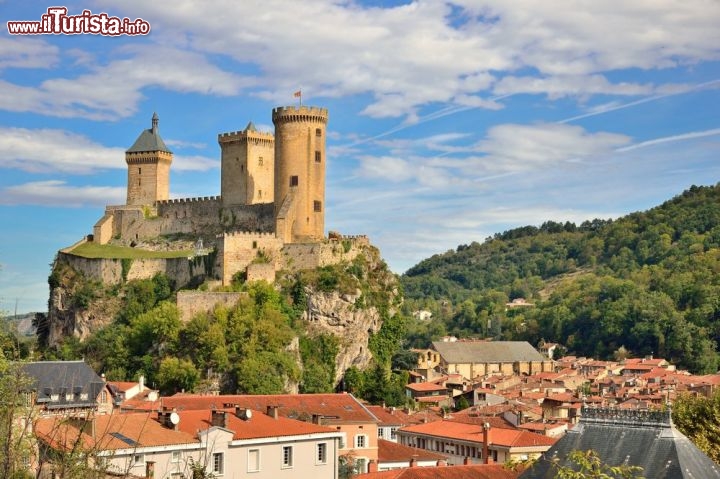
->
[35,406,343,479]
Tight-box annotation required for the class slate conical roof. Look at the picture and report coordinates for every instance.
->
[126,112,171,153]
[519,406,720,478]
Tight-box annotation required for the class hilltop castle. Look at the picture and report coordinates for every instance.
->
[89,105,367,286]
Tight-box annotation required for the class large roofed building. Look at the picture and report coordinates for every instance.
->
[520,406,720,478]
[423,341,553,380]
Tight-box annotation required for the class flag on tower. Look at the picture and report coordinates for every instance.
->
[293,90,301,98]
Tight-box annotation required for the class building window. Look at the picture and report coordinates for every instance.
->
[132,454,144,467]
[390,427,398,440]
[259,157,263,166]
[355,434,367,448]
[101,391,107,403]
[50,394,59,402]
[171,451,181,463]
[248,449,260,472]
[377,428,384,438]
[290,176,299,187]
[316,128,322,137]
[315,151,321,163]
[355,458,368,474]
[282,446,293,468]
[316,443,327,464]
[314,200,322,212]
[212,452,224,475]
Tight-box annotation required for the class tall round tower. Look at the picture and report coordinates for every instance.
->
[272,106,329,243]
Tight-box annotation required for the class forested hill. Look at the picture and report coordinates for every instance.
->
[400,183,720,374]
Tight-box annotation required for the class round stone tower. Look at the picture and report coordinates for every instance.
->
[272,106,329,243]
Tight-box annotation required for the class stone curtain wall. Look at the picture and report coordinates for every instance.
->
[176,291,246,322]
[217,231,284,285]
[104,199,276,243]
[58,252,211,287]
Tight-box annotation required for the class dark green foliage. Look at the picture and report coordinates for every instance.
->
[391,349,419,371]
[672,391,720,463]
[401,183,720,372]
[118,273,173,323]
[299,334,339,393]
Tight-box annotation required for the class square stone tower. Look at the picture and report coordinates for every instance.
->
[219,122,275,206]
[125,113,173,205]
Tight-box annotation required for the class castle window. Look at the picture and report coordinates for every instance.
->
[314,200,322,212]
[315,151,321,163]
[258,190,262,199]
[316,128,322,137]
[252,241,257,249]
[290,176,299,187]
[241,164,244,172]
[259,157,263,166]
[138,178,141,186]
[138,167,141,174]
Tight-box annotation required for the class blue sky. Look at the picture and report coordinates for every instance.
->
[1,0,719,314]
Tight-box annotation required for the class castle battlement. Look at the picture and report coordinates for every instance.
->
[218,130,274,145]
[272,105,329,124]
[154,196,221,206]
[219,230,277,240]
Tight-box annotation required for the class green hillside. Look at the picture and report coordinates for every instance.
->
[400,183,720,373]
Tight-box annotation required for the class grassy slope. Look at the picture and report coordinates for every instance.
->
[70,242,193,259]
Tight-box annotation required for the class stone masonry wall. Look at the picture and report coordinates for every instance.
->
[217,231,284,285]
[176,291,246,322]
[58,252,212,287]
[105,199,275,243]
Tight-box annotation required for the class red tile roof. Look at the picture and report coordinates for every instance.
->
[360,464,521,479]
[399,420,556,448]
[407,382,449,392]
[378,439,447,462]
[155,393,377,424]
[35,412,197,451]
[176,408,334,440]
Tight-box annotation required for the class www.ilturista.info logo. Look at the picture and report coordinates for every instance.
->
[7,7,150,36]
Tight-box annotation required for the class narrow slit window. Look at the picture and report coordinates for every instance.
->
[315,151,321,163]
[290,176,299,187]
[314,201,322,212]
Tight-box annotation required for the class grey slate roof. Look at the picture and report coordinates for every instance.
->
[20,360,106,410]
[126,112,171,153]
[431,340,545,363]
[519,407,720,479]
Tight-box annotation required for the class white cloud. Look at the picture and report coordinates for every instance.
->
[0,37,59,70]
[0,127,219,174]
[0,45,254,119]
[94,0,720,121]
[494,75,654,99]
[471,123,631,172]
[616,128,720,153]
[0,181,125,207]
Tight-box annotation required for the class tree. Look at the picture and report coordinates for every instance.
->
[672,391,720,463]
[0,360,34,479]
[552,450,643,479]
[156,357,200,395]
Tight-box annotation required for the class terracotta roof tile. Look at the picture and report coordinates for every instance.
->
[399,420,556,448]
[378,439,447,462]
[361,464,521,479]
[159,393,377,424]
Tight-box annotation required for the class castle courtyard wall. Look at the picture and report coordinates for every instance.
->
[176,291,246,322]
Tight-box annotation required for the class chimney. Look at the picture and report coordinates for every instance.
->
[234,406,252,421]
[482,422,491,465]
[145,461,155,479]
[410,457,417,468]
[139,375,145,391]
[211,410,227,428]
[368,460,378,473]
[267,405,279,419]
